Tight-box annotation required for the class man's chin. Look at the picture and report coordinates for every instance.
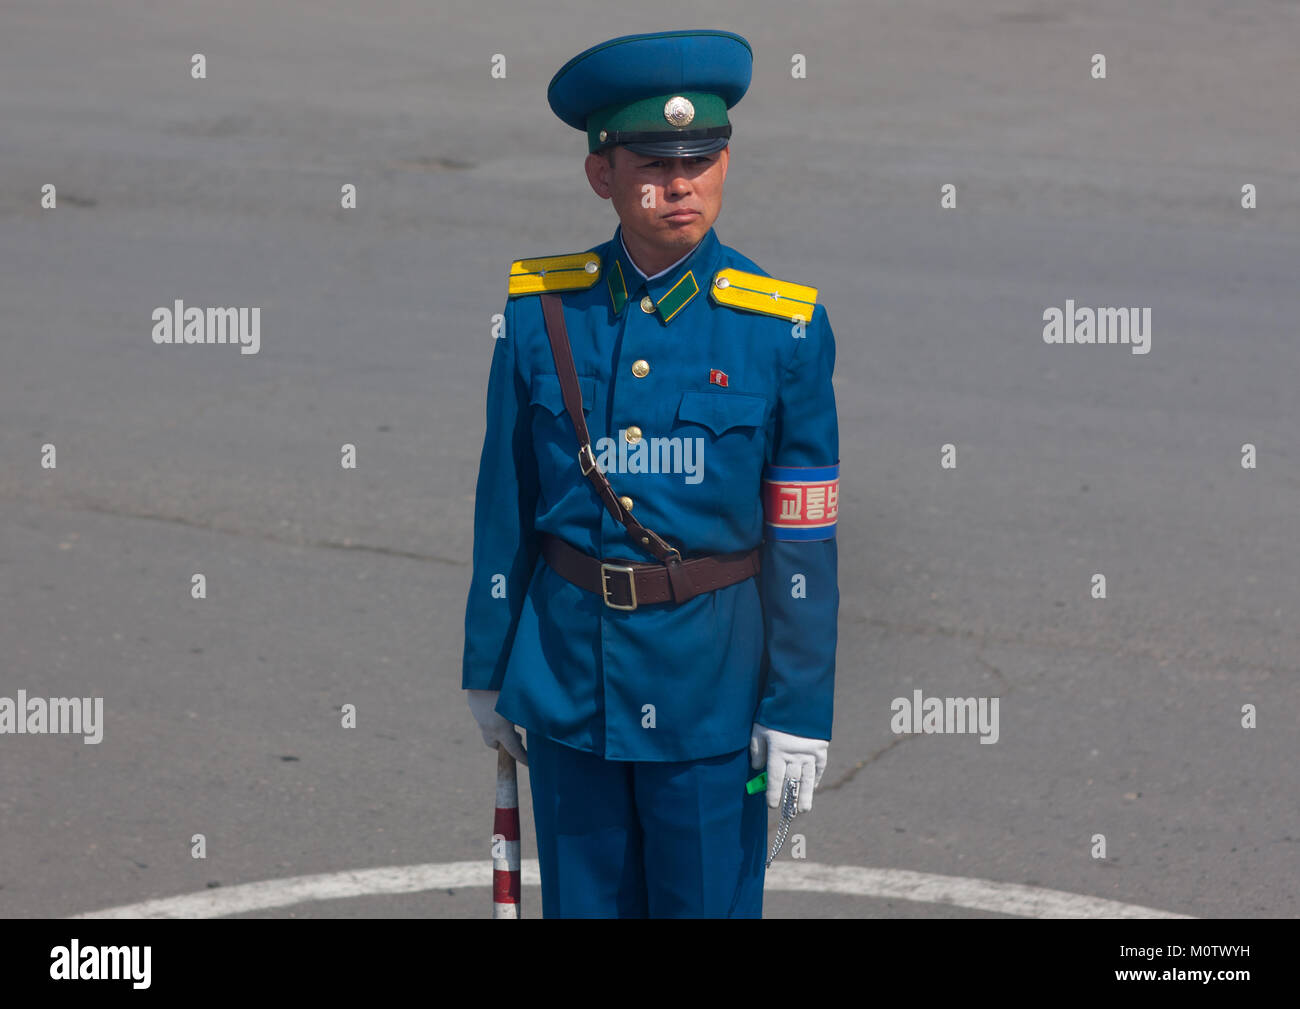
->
[619,215,711,262]
[657,219,707,244]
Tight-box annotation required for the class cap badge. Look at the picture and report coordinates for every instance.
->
[663,96,695,127]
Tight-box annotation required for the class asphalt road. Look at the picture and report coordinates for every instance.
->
[1,0,1296,919]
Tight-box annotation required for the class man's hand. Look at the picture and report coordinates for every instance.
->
[749,723,828,813]
[467,689,528,766]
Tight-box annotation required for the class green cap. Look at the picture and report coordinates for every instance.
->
[586,92,731,156]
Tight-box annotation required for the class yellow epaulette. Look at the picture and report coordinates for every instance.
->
[508,251,602,297]
[709,267,818,322]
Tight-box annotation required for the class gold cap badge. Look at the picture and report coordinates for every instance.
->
[663,96,695,127]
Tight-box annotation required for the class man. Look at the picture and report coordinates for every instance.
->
[461,29,840,918]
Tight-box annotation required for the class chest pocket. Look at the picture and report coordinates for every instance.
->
[531,373,595,417]
[675,391,769,436]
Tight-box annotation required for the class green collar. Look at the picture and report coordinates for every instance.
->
[605,225,720,324]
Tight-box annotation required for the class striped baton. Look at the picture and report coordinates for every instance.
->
[492,747,522,918]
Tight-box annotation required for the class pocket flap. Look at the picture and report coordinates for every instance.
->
[531,373,595,416]
[676,391,769,436]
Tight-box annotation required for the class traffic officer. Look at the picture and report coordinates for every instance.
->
[461,29,840,918]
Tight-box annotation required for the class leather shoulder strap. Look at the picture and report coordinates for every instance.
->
[538,293,690,583]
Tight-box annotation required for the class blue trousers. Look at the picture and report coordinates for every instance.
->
[526,733,768,918]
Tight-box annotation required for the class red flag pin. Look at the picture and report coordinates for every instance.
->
[709,369,729,387]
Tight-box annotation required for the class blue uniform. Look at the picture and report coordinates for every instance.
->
[461,223,839,916]
[461,27,836,918]
[462,224,840,764]
[526,733,768,917]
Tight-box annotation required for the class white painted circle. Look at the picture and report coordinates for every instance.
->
[72,861,1191,919]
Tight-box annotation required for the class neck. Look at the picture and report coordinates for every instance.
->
[621,229,700,278]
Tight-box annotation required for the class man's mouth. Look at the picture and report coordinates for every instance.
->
[663,209,699,221]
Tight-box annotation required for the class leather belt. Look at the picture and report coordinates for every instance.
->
[542,533,760,611]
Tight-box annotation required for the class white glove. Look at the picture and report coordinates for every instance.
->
[749,723,828,813]
[467,689,528,766]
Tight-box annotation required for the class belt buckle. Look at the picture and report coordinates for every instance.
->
[599,562,637,610]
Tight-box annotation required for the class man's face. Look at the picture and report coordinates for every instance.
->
[584,145,729,258]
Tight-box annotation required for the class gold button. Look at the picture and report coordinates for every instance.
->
[619,495,634,511]
[640,295,655,314]
[631,359,650,378]
[624,426,642,443]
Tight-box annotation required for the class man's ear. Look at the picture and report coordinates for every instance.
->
[585,150,615,200]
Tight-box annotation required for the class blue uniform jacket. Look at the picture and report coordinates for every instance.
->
[461,224,839,761]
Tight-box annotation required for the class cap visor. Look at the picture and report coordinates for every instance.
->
[621,137,730,158]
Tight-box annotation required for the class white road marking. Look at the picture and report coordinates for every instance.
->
[763,863,1192,918]
[73,861,1191,919]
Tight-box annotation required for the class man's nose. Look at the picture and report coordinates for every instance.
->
[666,164,693,192]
